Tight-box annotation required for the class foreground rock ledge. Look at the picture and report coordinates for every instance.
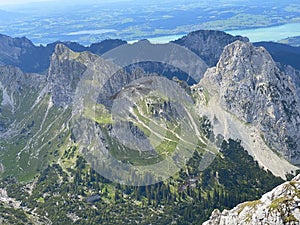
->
[203,174,300,225]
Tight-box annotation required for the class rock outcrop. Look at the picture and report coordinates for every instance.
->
[47,44,90,107]
[281,65,300,99]
[203,174,300,225]
[47,43,125,108]
[201,40,300,165]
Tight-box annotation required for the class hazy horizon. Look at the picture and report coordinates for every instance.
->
[0,0,299,45]
[0,0,278,8]
[0,0,135,7]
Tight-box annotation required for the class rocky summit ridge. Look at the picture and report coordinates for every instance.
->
[174,30,249,66]
[199,40,300,167]
[203,174,300,225]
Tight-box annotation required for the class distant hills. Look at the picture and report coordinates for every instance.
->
[0,34,126,74]
[173,30,249,67]
[0,32,299,75]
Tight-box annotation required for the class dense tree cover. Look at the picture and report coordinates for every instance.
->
[0,204,32,225]
[0,136,283,224]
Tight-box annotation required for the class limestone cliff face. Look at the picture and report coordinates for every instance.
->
[174,30,249,66]
[47,44,89,107]
[201,41,300,165]
[281,64,300,99]
[47,44,123,108]
[203,174,300,225]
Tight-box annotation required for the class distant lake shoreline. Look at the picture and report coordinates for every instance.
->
[226,23,300,42]
[32,22,300,46]
[131,23,300,44]
[128,34,186,44]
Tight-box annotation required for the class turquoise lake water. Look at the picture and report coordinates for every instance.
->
[226,23,300,42]
[133,23,300,44]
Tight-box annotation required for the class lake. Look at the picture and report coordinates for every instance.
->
[133,23,300,44]
[226,23,300,42]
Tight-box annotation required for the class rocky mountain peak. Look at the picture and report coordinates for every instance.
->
[47,44,89,107]
[203,174,300,225]
[215,40,277,82]
[174,30,249,66]
[201,40,300,165]
[53,43,71,57]
[47,43,115,108]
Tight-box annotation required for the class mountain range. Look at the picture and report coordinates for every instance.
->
[0,30,300,224]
